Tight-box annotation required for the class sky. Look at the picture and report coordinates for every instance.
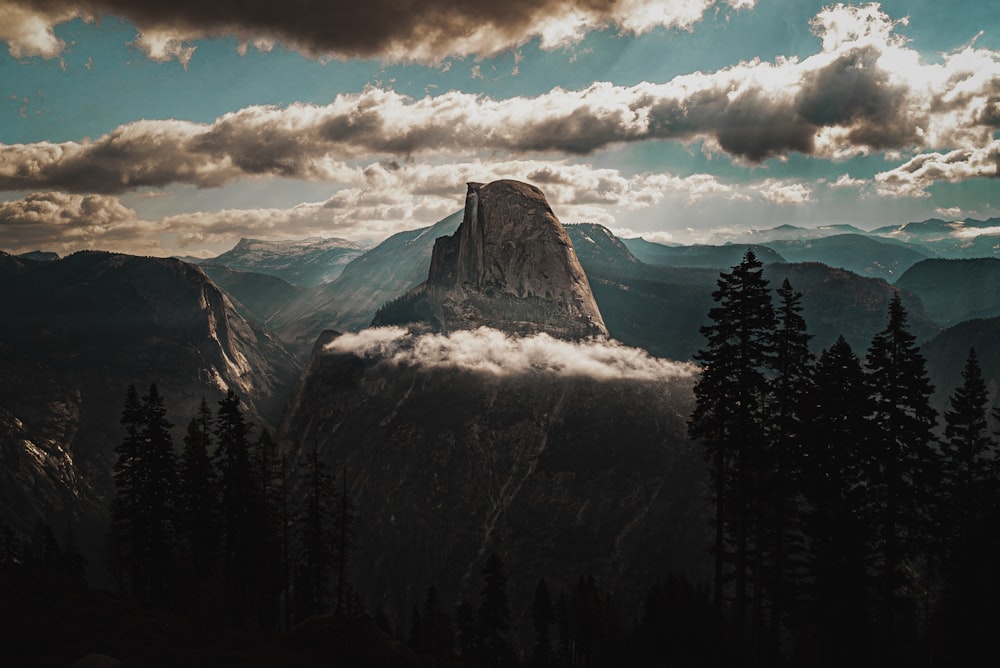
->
[0,0,998,257]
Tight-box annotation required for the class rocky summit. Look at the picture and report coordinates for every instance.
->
[394,180,608,339]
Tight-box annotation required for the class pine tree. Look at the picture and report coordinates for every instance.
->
[110,384,144,595]
[214,389,254,622]
[178,398,218,595]
[689,249,775,661]
[456,598,478,664]
[333,465,356,617]
[864,294,938,663]
[294,442,335,620]
[421,585,454,668]
[140,383,177,605]
[765,278,813,661]
[253,428,284,630]
[941,348,996,550]
[477,552,512,667]
[801,336,874,666]
[532,577,555,667]
[932,348,1000,663]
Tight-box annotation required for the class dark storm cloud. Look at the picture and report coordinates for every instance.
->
[2,0,749,62]
[795,45,919,150]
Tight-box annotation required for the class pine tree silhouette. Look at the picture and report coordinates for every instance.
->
[531,577,555,667]
[141,383,177,606]
[477,552,512,667]
[214,389,255,623]
[764,277,813,663]
[689,249,775,662]
[178,398,218,602]
[933,348,1000,663]
[864,294,938,664]
[294,442,335,620]
[800,336,875,666]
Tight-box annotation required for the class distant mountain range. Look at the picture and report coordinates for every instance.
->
[188,236,365,287]
[697,217,1000,259]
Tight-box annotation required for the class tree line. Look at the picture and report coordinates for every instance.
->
[106,386,358,631]
[689,250,1000,667]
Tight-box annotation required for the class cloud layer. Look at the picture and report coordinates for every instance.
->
[0,0,753,63]
[324,326,696,381]
[0,163,838,256]
[2,4,997,199]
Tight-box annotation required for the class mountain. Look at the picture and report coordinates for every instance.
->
[565,223,645,278]
[17,250,60,262]
[0,251,300,573]
[621,238,786,269]
[206,236,365,287]
[762,234,930,280]
[705,223,868,244]
[871,217,1000,258]
[381,181,607,339]
[762,263,938,351]
[895,258,1000,325]
[281,330,704,633]
[923,316,1000,413]
[273,211,463,358]
[198,263,304,325]
[542,231,938,359]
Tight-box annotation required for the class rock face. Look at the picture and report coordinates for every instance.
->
[0,251,300,574]
[280,340,703,635]
[423,181,607,339]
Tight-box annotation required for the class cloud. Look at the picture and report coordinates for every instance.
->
[0,2,90,59]
[757,179,815,205]
[610,227,675,244]
[0,191,166,254]
[935,206,964,219]
[1,4,997,197]
[0,0,754,63]
[951,225,1000,240]
[324,326,696,381]
[830,173,865,188]
[0,159,705,254]
[873,140,1000,198]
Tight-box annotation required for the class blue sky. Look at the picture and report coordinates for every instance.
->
[1,0,998,256]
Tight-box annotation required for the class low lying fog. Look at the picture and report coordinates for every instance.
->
[324,326,695,381]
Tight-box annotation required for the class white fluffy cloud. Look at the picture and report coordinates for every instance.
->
[0,191,166,254]
[324,326,696,381]
[0,0,754,63]
[874,140,1000,198]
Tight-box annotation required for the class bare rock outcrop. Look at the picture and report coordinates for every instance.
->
[422,180,608,339]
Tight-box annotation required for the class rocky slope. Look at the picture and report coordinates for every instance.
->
[199,263,304,325]
[0,251,300,571]
[281,332,703,632]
